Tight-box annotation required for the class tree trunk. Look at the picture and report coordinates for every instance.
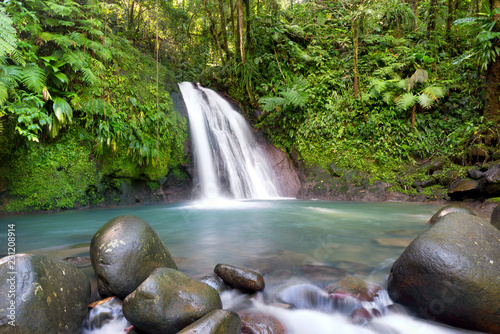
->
[244,0,251,51]
[485,0,500,121]
[218,0,230,61]
[236,0,245,63]
[427,0,438,37]
[445,0,456,53]
[412,0,418,28]
[353,17,359,99]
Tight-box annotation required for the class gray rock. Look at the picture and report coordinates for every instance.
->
[427,205,475,225]
[467,169,484,180]
[387,213,500,333]
[420,179,437,188]
[0,254,90,334]
[215,264,265,292]
[177,309,241,334]
[123,268,222,334]
[90,215,177,299]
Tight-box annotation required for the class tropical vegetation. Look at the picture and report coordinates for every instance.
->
[1,0,499,211]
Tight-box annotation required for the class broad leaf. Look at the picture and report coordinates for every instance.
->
[53,96,73,125]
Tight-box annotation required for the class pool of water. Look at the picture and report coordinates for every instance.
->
[2,199,484,334]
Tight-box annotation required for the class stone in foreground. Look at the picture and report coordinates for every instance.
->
[90,215,177,299]
[0,254,90,334]
[177,309,241,334]
[387,213,500,333]
[123,268,222,334]
[427,204,475,225]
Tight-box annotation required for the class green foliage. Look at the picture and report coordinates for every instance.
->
[3,133,99,212]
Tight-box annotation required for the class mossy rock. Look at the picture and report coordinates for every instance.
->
[0,254,91,334]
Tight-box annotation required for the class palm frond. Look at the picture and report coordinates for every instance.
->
[408,68,428,90]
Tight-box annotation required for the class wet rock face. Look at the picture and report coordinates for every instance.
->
[215,264,265,292]
[123,268,222,334]
[90,215,177,299]
[0,254,91,334]
[177,309,241,334]
[427,205,475,225]
[387,213,500,333]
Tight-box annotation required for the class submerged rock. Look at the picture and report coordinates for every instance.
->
[177,309,241,334]
[82,296,130,331]
[0,254,91,333]
[90,215,177,299]
[238,311,286,334]
[199,275,230,293]
[427,205,475,225]
[215,264,265,292]
[387,213,500,333]
[123,268,222,334]
[325,277,381,303]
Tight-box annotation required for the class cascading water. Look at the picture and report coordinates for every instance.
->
[179,82,280,200]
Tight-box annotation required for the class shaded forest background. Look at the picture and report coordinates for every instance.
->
[0,0,499,212]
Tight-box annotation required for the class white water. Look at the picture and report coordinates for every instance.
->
[179,82,280,200]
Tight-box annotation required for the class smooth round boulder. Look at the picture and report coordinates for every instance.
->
[387,213,500,333]
[0,254,91,334]
[123,268,222,334]
[90,215,177,299]
[177,309,241,334]
[447,179,479,200]
[214,264,265,292]
[427,204,475,225]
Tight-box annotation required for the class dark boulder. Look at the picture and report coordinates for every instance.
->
[90,215,177,299]
[215,264,265,292]
[387,213,500,333]
[123,267,222,334]
[427,205,475,225]
[177,310,241,334]
[0,254,90,334]
[447,179,479,200]
[491,203,500,230]
[478,162,500,197]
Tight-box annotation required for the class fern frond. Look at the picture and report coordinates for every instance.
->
[422,85,446,100]
[280,88,308,108]
[53,34,76,48]
[81,67,97,85]
[382,91,395,104]
[20,63,47,93]
[396,78,410,91]
[0,7,18,57]
[418,93,434,109]
[259,96,287,112]
[0,81,8,105]
[396,92,417,110]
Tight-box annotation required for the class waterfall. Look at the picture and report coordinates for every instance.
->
[179,82,280,200]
